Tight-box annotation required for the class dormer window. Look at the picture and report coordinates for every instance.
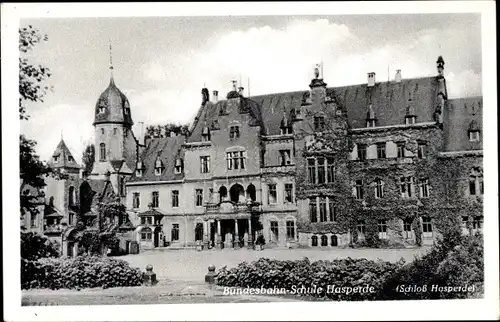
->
[366,104,377,127]
[68,155,74,162]
[280,112,293,135]
[99,106,105,114]
[53,155,59,162]
[174,158,184,174]
[154,157,164,176]
[124,101,130,115]
[229,126,240,140]
[201,126,211,141]
[136,161,144,177]
[468,120,480,142]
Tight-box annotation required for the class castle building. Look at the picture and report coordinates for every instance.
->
[31,55,483,255]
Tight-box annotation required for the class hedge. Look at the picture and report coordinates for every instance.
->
[21,255,142,290]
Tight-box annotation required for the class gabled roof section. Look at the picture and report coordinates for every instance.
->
[129,135,185,182]
[443,96,483,152]
[50,139,81,169]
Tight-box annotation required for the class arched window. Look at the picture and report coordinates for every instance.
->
[68,186,75,207]
[320,235,328,246]
[374,178,384,198]
[230,184,245,203]
[311,235,318,247]
[219,186,228,202]
[469,167,484,196]
[99,143,106,161]
[247,184,256,201]
[331,235,338,246]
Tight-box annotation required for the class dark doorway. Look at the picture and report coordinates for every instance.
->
[195,223,204,241]
[331,235,338,246]
[230,184,245,203]
[247,184,256,201]
[219,186,227,202]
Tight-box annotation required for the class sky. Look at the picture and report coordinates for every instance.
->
[19,14,482,163]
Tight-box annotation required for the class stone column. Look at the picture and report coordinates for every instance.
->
[203,220,209,249]
[247,218,253,249]
[216,220,222,249]
[233,219,240,249]
[73,242,79,258]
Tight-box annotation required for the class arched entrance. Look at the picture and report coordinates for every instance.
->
[195,222,204,241]
[219,186,227,202]
[331,235,338,246]
[64,228,79,258]
[153,226,162,247]
[247,184,256,201]
[230,184,245,203]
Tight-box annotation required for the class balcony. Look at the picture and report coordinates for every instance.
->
[44,224,64,234]
[204,200,260,219]
[350,157,415,170]
[261,164,296,174]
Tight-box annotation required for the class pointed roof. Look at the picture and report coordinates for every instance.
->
[50,139,80,169]
[93,76,134,127]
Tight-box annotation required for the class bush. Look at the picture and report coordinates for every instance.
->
[21,255,142,290]
[216,257,404,301]
[21,232,60,260]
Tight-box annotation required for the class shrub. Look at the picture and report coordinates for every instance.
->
[21,255,142,290]
[21,232,60,260]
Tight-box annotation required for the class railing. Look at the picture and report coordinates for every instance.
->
[205,202,259,214]
[44,225,64,233]
[261,164,296,174]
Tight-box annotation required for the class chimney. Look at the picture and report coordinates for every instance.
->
[138,121,145,145]
[367,72,376,87]
[212,90,219,103]
[170,131,175,137]
[395,70,402,83]
[238,86,244,97]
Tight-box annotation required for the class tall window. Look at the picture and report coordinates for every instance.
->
[200,156,210,173]
[377,219,388,239]
[314,116,325,131]
[357,220,366,240]
[319,197,327,222]
[469,169,484,196]
[68,186,75,207]
[279,150,292,166]
[268,184,277,204]
[403,218,413,239]
[30,213,37,228]
[376,143,386,159]
[307,158,316,184]
[321,235,328,246]
[400,176,415,198]
[317,158,325,184]
[195,189,203,206]
[195,223,204,241]
[229,126,240,139]
[151,191,159,208]
[113,128,118,135]
[133,192,140,209]
[326,158,335,183]
[473,216,483,230]
[417,142,427,159]
[397,143,406,158]
[374,178,384,198]
[309,197,317,222]
[171,190,179,208]
[422,217,433,236]
[355,180,364,200]
[311,235,318,246]
[119,177,126,196]
[227,151,246,170]
[284,184,294,203]
[270,221,279,241]
[69,213,74,226]
[171,224,180,241]
[328,199,337,222]
[99,143,106,161]
[174,158,183,174]
[286,220,295,240]
[419,178,429,198]
[357,144,367,161]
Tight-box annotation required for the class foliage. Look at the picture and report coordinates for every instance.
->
[81,144,95,175]
[21,255,142,290]
[216,257,404,301]
[19,25,52,120]
[145,123,190,138]
[21,232,60,261]
[255,235,266,245]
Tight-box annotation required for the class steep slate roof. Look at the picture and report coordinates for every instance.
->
[129,135,185,182]
[443,97,483,152]
[50,139,81,169]
[94,77,134,127]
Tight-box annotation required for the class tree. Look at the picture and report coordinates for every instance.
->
[145,123,190,138]
[81,143,95,175]
[19,25,52,120]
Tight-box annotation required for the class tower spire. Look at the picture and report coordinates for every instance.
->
[109,40,114,84]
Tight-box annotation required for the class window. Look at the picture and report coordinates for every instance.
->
[317,158,325,184]
[270,221,279,241]
[331,235,338,246]
[319,197,327,222]
[309,197,317,222]
[101,128,105,135]
[357,220,366,240]
[314,116,325,131]
[99,143,106,161]
[68,186,75,207]
[133,192,140,209]
[99,106,105,114]
[171,190,179,208]
[171,224,180,241]
[311,235,318,247]
[405,116,416,125]
[357,144,367,161]
[417,142,427,159]
[376,143,386,159]
[286,220,295,240]
[284,184,294,203]
[279,149,292,166]
[403,219,413,239]
[472,216,483,230]
[195,189,203,206]
[422,217,433,235]
[268,184,277,204]
[140,216,153,225]
[113,128,117,135]
[201,127,211,141]
[320,235,328,246]
[366,119,376,127]
[174,158,183,174]
[469,131,480,142]
[154,159,163,176]
[53,155,59,162]
[469,171,484,196]
[374,178,384,198]
[397,143,406,158]
[281,125,292,135]
[307,158,316,184]
[400,176,415,198]
[229,126,240,139]
[68,155,74,162]
[69,213,74,226]
[141,229,152,241]
[151,191,159,208]
[30,213,37,228]
[227,151,246,170]
[355,180,364,200]
[119,177,126,196]
[200,156,210,173]
[378,219,388,239]
[195,223,204,241]
[136,161,144,177]
[419,178,429,198]
[328,199,337,222]
[326,158,335,183]
[461,216,469,230]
